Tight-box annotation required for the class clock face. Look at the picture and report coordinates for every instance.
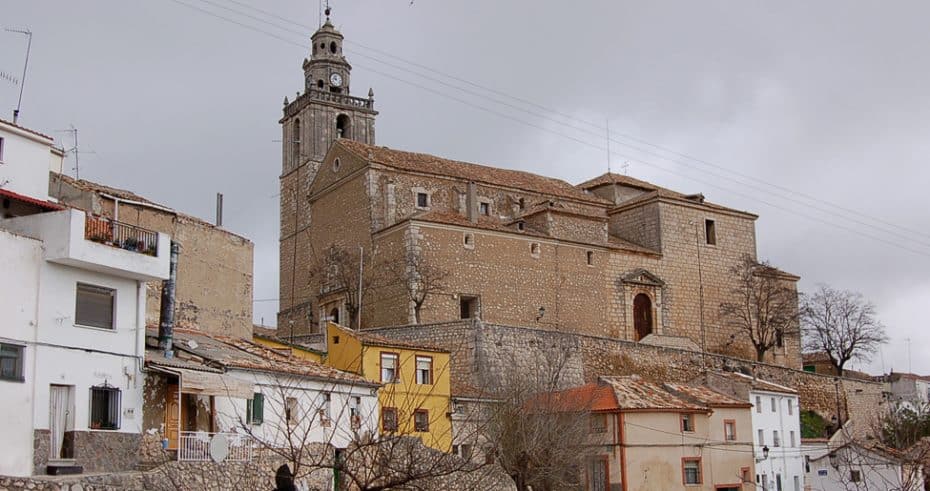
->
[330,73,343,87]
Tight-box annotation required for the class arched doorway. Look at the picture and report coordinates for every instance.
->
[329,307,340,325]
[633,293,653,341]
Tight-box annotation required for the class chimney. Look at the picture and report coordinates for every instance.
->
[158,241,180,357]
[466,181,477,223]
[215,193,224,227]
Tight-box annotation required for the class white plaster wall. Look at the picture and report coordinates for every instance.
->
[0,229,42,476]
[751,390,804,491]
[0,124,54,200]
[213,370,379,450]
[802,445,923,491]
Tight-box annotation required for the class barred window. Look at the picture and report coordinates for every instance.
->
[90,385,120,430]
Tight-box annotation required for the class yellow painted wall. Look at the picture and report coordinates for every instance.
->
[252,336,323,363]
[325,323,453,451]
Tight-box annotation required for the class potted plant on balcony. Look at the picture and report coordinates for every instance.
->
[122,237,140,251]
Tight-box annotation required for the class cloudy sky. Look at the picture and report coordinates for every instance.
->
[3,1,928,374]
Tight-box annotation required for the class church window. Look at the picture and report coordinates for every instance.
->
[586,251,594,266]
[704,219,716,245]
[776,328,784,348]
[518,197,525,210]
[517,221,525,232]
[336,114,351,139]
[463,233,474,249]
[291,119,301,162]
[330,41,338,54]
[633,293,653,341]
[329,307,339,325]
[320,43,326,51]
[416,192,429,209]
[530,243,540,257]
[317,79,324,89]
[332,158,341,172]
[460,296,479,319]
[479,201,490,216]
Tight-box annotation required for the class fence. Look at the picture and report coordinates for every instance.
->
[84,216,159,256]
[177,431,253,462]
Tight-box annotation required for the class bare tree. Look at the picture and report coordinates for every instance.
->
[484,341,594,491]
[386,250,449,324]
[719,255,799,362]
[307,244,390,330]
[801,284,888,376]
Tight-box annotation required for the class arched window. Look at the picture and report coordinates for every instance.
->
[329,307,340,325]
[329,41,337,54]
[317,79,324,89]
[336,114,351,139]
[291,119,300,162]
[633,293,653,341]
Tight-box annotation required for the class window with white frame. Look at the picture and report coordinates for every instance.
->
[773,430,781,447]
[90,385,120,430]
[789,430,796,447]
[380,352,399,383]
[756,395,762,413]
[246,393,264,425]
[758,429,765,445]
[285,397,298,425]
[76,283,115,329]
[724,420,737,441]
[771,397,776,412]
[349,396,361,428]
[415,356,432,385]
[319,392,332,426]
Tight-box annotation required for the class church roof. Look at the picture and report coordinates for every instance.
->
[336,140,611,205]
[576,172,665,192]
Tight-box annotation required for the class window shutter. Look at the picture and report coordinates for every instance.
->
[253,393,264,424]
[246,398,252,424]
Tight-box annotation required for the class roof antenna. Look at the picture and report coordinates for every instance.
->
[325,0,331,21]
[5,27,32,125]
[605,118,612,175]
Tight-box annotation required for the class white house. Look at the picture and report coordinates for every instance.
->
[0,118,170,476]
[704,371,805,491]
[802,428,925,491]
[143,328,380,483]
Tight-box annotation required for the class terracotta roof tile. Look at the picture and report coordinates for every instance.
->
[357,330,449,353]
[0,188,65,211]
[576,172,667,193]
[600,376,707,411]
[713,371,798,395]
[664,382,753,408]
[337,140,610,205]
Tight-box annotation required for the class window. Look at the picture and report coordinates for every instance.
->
[246,393,264,425]
[89,385,120,430]
[849,470,861,482]
[455,444,473,461]
[704,219,716,245]
[319,392,332,426]
[349,396,361,428]
[332,335,340,345]
[416,192,429,209]
[460,295,478,319]
[285,397,298,425]
[804,456,811,473]
[682,458,702,485]
[517,221,525,231]
[415,356,433,385]
[332,157,341,172]
[336,114,351,138]
[518,198,525,210]
[479,201,490,216]
[793,475,800,491]
[789,430,796,447]
[724,419,737,441]
[776,328,784,348]
[291,119,300,161]
[787,400,793,415]
[0,137,4,162]
[530,242,540,257]
[756,395,762,413]
[463,232,475,249]
[586,250,594,265]
[380,352,399,383]
[741,468,751,485]
[680,413,694,432]
[776,474,782,491]
[75,283,115,329]
[773,430,781,447]
[382,407,398,432]
[589,413,607,433]
[758,429,765,445]
[414,409,429,432]
[0,343,24,382]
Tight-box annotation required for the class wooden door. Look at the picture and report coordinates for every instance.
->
[165,383,180,450]
[633,293,653,341]
[586,456,609,491]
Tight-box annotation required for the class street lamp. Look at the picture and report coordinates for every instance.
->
[762,445,770,460]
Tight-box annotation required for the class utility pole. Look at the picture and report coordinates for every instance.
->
[4,27,32,124]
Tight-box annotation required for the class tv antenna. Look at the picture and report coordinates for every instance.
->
[4,27,32,124]
[57,125,96,180]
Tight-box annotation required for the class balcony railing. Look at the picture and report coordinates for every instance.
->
[178,431,253,463]
[84,216,159,256]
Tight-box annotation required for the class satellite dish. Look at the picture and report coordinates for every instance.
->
[187,339,199,349]
[209,433,229,463]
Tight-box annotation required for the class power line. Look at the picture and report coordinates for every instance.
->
[164,0,930,258]
[215,0,930,245]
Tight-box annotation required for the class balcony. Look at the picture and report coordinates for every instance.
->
[85,216,159,256]
[178,431,253,463]
[0,209,170,281]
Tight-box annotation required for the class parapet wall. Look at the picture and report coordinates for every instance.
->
[363,321,884,434]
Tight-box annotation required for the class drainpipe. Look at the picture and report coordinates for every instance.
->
[158,241,180,357]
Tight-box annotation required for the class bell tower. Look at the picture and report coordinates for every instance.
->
[278,8,378,333]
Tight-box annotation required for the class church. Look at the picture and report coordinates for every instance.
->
[277,14,801,369]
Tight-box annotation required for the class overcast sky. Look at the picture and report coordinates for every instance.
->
[3,1,928,375]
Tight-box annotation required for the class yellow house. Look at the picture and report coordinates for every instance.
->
[323,322,453,451]
[253,325,324,363]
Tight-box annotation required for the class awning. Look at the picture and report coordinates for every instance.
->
[161,367,254,399]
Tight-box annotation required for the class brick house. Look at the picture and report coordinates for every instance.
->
[277,17,801,368]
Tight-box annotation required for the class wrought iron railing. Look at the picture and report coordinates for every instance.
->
[177,431,253,463]
[84,216,158,256]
